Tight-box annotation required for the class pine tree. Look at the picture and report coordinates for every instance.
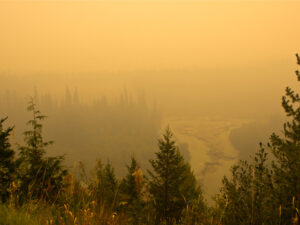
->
[148,126,199,224]
[17,98,67,202]
[0,117,15,202]
[267,54,300,223]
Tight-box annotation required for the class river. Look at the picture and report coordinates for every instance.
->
[165,116,250,201]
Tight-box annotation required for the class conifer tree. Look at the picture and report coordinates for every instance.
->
[180,163,207,225]
[95,160,118,207]
[218,54,300,224]
[267,54,300,222]
[218,146,275,225]
[17,98,67,202]
[119,157,144,225]
[103,162,118,204]
[148,126,200,224]
[120,157,140,204]
[0,117,15,202]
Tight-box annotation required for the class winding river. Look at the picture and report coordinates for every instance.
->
[165,116,250,201]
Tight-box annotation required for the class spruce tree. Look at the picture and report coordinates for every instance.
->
[0,117,15,202]
[17,98,67,202]
[148,126,199,224]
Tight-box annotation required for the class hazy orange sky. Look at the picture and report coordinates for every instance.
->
[1,0,300,118]
[0,0,299,73]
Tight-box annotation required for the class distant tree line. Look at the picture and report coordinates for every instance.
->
[0,89,170,176]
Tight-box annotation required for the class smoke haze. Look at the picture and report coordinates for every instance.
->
[1,0,299,197]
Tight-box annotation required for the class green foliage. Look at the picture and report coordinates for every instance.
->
[267,54,300,223]
[0,117,15,203]
[181,190,209,225]
[119,157,145,225]
[217,54,300,225]
[94,160,119,208]
[180,163,202,205]
[16,98,67,202]
[148,126,203,225]
[218,146,276,225]
[120,157,139,202]
[0,204,42,225]
[179,164,210,224]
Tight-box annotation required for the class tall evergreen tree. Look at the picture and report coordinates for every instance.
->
[148,126,200,224]
[267,54,300,223]
[0,117,15,202]
[17,98,67,202]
